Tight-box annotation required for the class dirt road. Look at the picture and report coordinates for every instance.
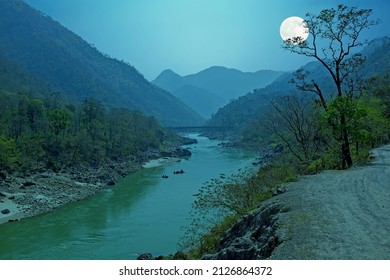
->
[270,144,390,259]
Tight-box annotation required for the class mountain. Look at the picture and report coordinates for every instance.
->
[172,85,225,118]
[0,49,54,96]
[153,66,283,118]
[0,0,203,126]
[207,37,390,129]
[184,66,284,101]
[152,69,187,92]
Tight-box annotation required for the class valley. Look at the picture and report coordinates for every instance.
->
[0,0,389,262]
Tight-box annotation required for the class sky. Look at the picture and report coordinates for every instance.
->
[25,0,390,81]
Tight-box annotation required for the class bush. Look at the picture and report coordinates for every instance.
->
[0,136,19,171]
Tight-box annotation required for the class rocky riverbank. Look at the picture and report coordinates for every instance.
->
[0,139,194,225]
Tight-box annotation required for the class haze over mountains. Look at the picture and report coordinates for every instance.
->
[0,0,203,126]
[207,36,390,129]
[153,67,283,118]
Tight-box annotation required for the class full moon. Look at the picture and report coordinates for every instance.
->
[280,16,309,44]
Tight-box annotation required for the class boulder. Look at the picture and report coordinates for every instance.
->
[272,187,287,196]
[1,209,10,215]
[175,148,192,157]
[107,179,116,186]
[22,181,36,187]
[202,203,283,260]
[181,137,198,145]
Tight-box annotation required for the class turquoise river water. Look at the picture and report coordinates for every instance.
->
[0,135,256,259]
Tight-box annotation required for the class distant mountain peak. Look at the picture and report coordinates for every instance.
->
[153,69,186,92]
[159,69,181,76]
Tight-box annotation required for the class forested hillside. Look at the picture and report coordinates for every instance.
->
[0,89,169,173]
[207,37,390,131]
[0,0,203,126]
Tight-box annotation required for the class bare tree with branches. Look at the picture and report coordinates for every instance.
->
[283,5,380,168]
[260,94,323,164]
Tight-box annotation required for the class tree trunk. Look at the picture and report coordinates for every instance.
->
[340,114,353,169]
[341,140,352,169]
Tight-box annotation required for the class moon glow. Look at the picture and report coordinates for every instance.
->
[280,16,309,44]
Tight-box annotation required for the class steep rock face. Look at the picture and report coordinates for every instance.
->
[202,203,283,260]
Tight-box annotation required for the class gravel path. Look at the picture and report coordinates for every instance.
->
[270,144,390,259]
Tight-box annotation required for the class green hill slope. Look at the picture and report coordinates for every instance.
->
[0,0,203,126]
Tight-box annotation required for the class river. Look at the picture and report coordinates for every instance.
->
[0,135,256,259]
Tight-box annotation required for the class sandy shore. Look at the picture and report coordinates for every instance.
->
[142,157,181,168]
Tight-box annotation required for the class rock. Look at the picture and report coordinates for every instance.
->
[202,203,283,260]
[175,148,191,157]
[137,253,153,260]
[1,209,10,214]
[181,137,198,145]
[23,181,36,187]
[272,187,287,196]
[97,174,116,186]
[0,171,6,180]
[107,179,116,186]
[160,151,173,157]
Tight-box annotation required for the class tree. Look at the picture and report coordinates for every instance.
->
[261,94,323,164]
[0,136,18,171]
[283,4,380,169]
[48,108,70,136]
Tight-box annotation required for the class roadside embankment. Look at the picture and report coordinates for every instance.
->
[204,144,390,259]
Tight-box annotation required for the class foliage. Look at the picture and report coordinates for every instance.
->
[0,91,169,172]
[181,162,298,258]
[283,4,381,169]
[0,0,204,126]
[0,136,18,171]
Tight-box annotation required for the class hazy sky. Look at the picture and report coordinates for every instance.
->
[25,0,390,81]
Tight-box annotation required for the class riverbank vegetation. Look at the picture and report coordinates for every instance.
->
[183,5,390,259]
[0,91,174,175]
[183,74,390,258]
